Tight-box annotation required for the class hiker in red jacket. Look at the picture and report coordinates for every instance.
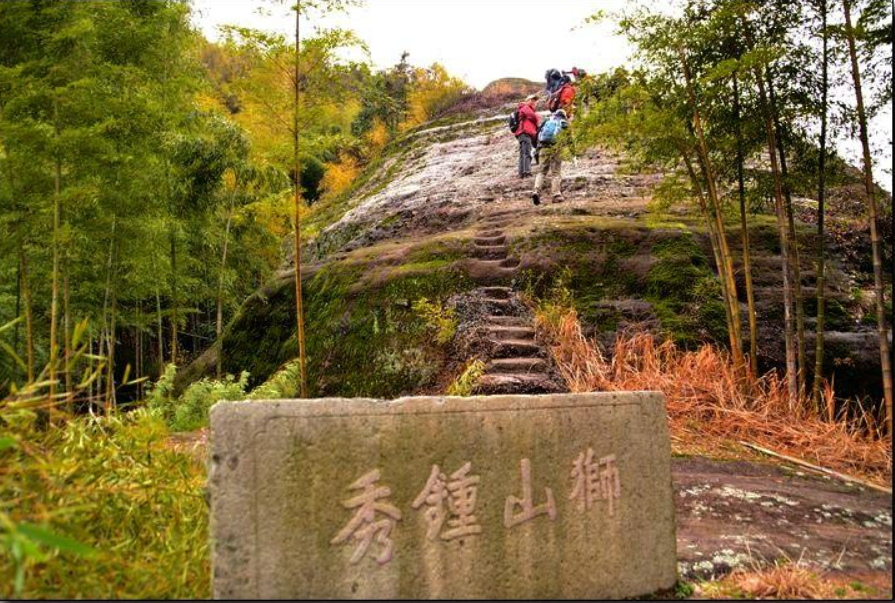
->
[514,94,541,178]
[548,76,576,118]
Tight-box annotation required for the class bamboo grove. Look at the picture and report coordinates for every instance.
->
[0,1,470,412]
[577,0,892,432]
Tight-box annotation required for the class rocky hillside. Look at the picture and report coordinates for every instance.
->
[176,94,890,402]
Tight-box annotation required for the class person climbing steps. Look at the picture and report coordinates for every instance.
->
[510,93,541,179]
[531,109,571,205]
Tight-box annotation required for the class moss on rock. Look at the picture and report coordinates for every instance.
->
[218,255,475,398]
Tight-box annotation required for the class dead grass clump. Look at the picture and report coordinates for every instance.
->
[538,308,892,487]
[707,564,835,599]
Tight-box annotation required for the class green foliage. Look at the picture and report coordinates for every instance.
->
[412,297,457,345]
[646,235,729,346]
[0,408,208,598]
[147,363,249,431]
[674,580,696,599]
[446,359,485,396]
[528,266,576,331]
[145,363,179,423]
[247,359,303,399]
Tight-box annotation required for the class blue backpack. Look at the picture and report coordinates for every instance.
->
[538,117,565,145]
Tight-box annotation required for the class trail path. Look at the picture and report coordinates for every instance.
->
[462,208,565,394]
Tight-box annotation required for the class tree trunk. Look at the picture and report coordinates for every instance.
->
[678,47,745,373]
[63,249,72,413]
[156,284,164,377]
[49,97,61,409]
[842,0,893,434]
[14,256,21,381]
[743,21,798,401]
[106,278,117,414]
[169,222,179,366]
[216,193,235,379]
[152,251,165,377]
[733,72,759,377]
[100,216,116,409]
[813,0,830,415]
[137,302,143,400]
[682,150,736,349]
[18,242,34,383]
[294,3,308,397]
[767,71,807,394]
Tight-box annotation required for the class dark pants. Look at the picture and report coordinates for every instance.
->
[517,134,533,176]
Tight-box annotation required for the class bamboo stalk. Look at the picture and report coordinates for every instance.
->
[813,0,829,412]
[169,222,178,366]
[678,47,745,374]
[767,72,807,394]
[152,251,164,377]
[106,252,117,414]
[733,72,759,377]
[137,302,143,400]
[682,149,737,352]
[293,3,308,397]
[19,242,34,383]
[217,188,236,379]
[63,239,72,413]
[742,19,798,401]
[49,97,61,411]
[842,0,893,434]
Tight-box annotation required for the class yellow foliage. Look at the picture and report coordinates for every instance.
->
[320,152,360,196]
[246,192,292,238]
[367,118,390,151]
[401,63,469,130]
[194,91,228,115]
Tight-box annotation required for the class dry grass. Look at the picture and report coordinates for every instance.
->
[537,308,892,487]
[699,563,877,599]
[730,564,833,599]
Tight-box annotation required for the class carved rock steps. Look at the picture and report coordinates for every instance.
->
[462,217,565,395]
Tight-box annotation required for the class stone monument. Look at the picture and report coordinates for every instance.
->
[209,392,676,599]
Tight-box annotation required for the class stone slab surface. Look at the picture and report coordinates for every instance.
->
[209,392,676,599]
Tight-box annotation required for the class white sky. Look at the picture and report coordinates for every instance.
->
[191,0,633,88]
[191,0,892,192]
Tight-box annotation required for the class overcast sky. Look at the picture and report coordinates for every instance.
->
[192,0,634,88]
[191,0,891,191]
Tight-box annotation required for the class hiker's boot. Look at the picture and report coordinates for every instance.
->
[531,192,540,206]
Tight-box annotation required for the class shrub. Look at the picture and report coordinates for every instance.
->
[0,408,208,598]
[446,359,485,396]
[247,359,302,399]
[147,366,249,431]
[413,297,456,345]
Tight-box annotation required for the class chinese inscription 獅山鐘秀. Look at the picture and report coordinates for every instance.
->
[330,468,402,565]
[333,452,621,565]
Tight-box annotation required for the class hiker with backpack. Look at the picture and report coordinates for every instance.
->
[509,93,540,178]
[531,109,571,205]
[548,75,577,118]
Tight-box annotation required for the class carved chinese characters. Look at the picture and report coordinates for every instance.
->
[332,452,621,566]
[330,469,402,565]
[570,449,622,516]
[412,462,483,541]
[504,458,557,528]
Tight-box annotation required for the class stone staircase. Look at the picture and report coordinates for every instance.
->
[462,208,565,395]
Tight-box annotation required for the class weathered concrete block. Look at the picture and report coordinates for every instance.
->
[209,392,676,599]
